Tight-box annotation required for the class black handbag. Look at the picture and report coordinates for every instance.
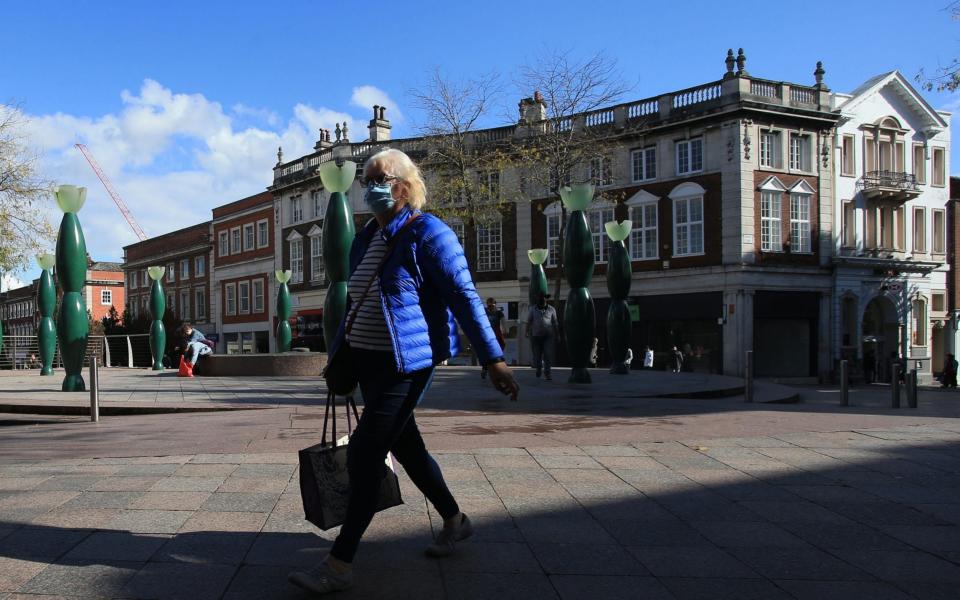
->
[298,391,403,530]
[323,214,420,396]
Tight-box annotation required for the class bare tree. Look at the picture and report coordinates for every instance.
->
[0,103,54,274]
[515,50,631,300]
[917,2,960,91]
[409,68,516,229]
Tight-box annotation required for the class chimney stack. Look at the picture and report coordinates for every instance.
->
[314,128,333,150]
[368,105,392,142]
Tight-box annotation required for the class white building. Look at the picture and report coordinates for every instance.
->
[831,72,951,384]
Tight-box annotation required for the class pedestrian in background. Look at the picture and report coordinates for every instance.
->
[481,297,506,380]
[671,345,683,373]
[942,353,958,389]
[526,292,558,380]
[642,346,654,370]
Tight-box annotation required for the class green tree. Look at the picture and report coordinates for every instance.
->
[0,103,55,273]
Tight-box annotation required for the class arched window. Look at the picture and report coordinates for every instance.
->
[669,182,706,256]
[625,190,659,260]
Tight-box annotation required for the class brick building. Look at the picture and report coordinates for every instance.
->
[211,191,275,353]
[87,261,125,322]
[123,222,213,334]
[270,50,842,378]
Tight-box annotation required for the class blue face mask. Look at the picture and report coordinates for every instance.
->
[364,183,396,215]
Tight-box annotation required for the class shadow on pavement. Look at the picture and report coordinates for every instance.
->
[1,433,960,599]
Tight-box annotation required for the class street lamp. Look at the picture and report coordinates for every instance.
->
[36,253,56,375]
[559,184,596,384]
[54,185,89,391]
[319,160,357,354]
[147,266,166,370]
[275,269,292,352]
[604,220,633,374]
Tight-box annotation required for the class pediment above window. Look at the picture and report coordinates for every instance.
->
[625,189,659,206]
[668,181,706,199]
[757,176,787,192]
[286,230,303,241]
[788,180,816,195]
[307,224,323,237]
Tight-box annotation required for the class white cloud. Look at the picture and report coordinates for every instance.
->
[11,79,405,283]
[1,272,27,292]
[350,85,404,123]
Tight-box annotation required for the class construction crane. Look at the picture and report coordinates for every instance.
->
[75,143,148,241]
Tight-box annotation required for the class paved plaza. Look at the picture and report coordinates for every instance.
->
[2,368,960,598]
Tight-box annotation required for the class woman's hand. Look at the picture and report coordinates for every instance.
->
[487,361,519,402]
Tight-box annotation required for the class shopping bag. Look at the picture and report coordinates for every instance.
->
[298,392,403,530]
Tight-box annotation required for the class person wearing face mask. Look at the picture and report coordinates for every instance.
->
[289,148,520,596]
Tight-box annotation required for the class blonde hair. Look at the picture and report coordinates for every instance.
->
[364,148,427,210]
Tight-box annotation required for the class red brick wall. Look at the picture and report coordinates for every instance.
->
[213,206,274,266]
[220,273,270,324]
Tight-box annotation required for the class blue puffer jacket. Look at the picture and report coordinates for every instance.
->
[328,205,504,373]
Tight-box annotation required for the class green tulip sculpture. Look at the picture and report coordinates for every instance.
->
[276,270,292,352]
[147,266,166,370]
[560,184,596,384]
[36,253,57,375]
[319,160,357,352]
[605,220,633,374]
[527,249,549,307]
[54,185,89,391]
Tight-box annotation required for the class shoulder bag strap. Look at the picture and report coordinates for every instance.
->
[343,213,421,337]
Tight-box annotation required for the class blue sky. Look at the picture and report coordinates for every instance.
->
[2,0,960,286]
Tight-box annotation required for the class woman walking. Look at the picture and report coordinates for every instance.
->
[289,149,520,595]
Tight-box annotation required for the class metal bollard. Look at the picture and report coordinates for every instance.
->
[89,356,100,422]
[840,360,849,406]
[744,350,754,403]
[891,364,901,409]
[909,369,918,408]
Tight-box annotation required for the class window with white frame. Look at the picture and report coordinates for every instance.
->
[166,263,175,282]
[914,207,926,252]
[310,227,324,282]
[933,147,946,186]
[195,255,205,277]
[219,231,229,256]
[476,219,503,272]
[841,135,856,176]
[911,297,927,346]
[545,205,562,266]
[290,195,303,223]
[627,191,659,260]
[789,133,812,171]
[243,223,255,251]
[631,146,656,182]
[933,209,946,254]
[238,281,250,314]
[587,203,616,263]
[790,192,811,253]
[253,279,264,313]
[141,270,147,288]
[589,156,612,187]
[290,238,303,283]
[670,183,705,256]
[312,190,324,218]
[479,171,500,200]
[128,272,137,290]
[231,227,241,254]
[676,138,703,175]
[913,144,926,184]
[167,292,175,311]
[257,219,269,248]
[225,283,236,316]
[180,290,190,319]
[195,287,206,320]
[449,220,465,246]
[180,259,189,279]
[759,130,782,168]
[842,201,856,248]
[761,191,782,252]
[100,289,112,305]
[933,292,946,313]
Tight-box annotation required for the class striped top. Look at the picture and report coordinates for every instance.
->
[345,233,393,351]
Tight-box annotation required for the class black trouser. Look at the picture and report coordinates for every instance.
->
[329,348,459,563]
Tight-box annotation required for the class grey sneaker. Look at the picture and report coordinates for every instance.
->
[288,560,354,595]
[425,513,474,558]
